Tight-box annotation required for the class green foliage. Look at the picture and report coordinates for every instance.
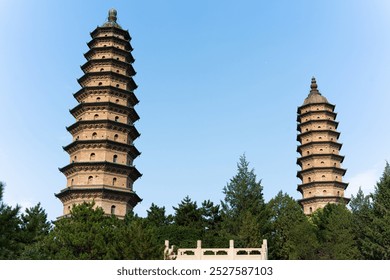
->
[40,203,160,259]
[350,187,374,259]
[221,155,267,247]
[20,203,51,244]
[0,181,23,259]
[368,162,390,259]
[120,218,161,259]
[266,191,318,259]
[146,203,172,227]
[41,202,122,259]
[173,196,203,228]
[5,159,390,260]
[312,203,360,259]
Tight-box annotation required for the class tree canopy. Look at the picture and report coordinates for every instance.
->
[2,159,390,259]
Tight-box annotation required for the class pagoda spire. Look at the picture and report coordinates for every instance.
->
[310,77,319,93]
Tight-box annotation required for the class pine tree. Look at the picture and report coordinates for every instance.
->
[0,182,23,259]
[312,203,360,259]
[221,155,268,247]
[146,203,172,227]
[350,187,374,259]
[200,200,224,247]
[266,191,318,259]
[173,196,202,228]
[370,162,390,259]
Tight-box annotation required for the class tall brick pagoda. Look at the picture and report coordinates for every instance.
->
[296,77,349,215]
[56,9,142,218]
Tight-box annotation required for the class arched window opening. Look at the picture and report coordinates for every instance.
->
[322,175,326,178]
[73,156,77,162]
[309,207,313,214]
[115,116,119,122]
[116,84,120,88]
[100,68,104,72]
[90,153,95,160]
[71,179,74,185]
[113,177,117,186]
[308,177,311,182]
[307,151,310,155]
[113,155,118,163]
[115,99,119,103]
[98,82,103,86]
[88,176,93,184]
[102,56,105,59]
[321,161,324,164]
[96,97,101,102]
[94,114,99,120]
[92,132,97,139]
[76,136,79,140]
[323,190,327,193]
[111,205,116,215]
[114,134,119,141]
[337,191,340,196]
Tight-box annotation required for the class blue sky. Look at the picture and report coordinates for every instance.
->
[1,0,390,221]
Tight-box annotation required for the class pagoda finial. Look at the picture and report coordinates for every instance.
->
[311,76,317,90]
[102,8,121,28]
[108,8,118,23]
[310,76,321,94]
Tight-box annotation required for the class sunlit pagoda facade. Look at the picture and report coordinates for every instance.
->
[56,9,142,218]
[296,78,349,215]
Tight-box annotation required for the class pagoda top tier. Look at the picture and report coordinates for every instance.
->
[102,8,122,28]
[302,77,329,105]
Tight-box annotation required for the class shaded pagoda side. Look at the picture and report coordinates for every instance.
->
[296,77,349,215]
[56,9,142,218]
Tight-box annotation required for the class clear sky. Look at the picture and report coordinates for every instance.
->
[1,0,390,221]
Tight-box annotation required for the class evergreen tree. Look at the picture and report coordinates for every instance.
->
[350,187,374,259]
[146,203,172,227]
[369,162,390,259]
[173,196,202,228]
[18,203,52,259]
[0,182,23,259]
[200,200,225,247]
[120,217,162,259]
[266,191,318,259]
[312,203,360,259]
[20,203,51,244]
[220,155,268,247]
[41,202,124,259]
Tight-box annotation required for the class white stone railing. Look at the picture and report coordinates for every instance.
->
[164,239,267,260]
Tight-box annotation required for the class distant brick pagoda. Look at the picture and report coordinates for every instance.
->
[56,9,142,218]
[296,78,349,215]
